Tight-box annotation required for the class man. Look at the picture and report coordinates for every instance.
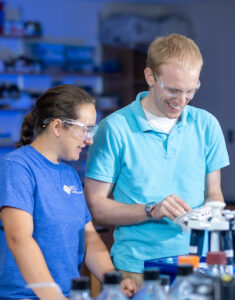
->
[84,34,229,288]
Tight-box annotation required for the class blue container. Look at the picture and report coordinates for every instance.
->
[144,256,208,284]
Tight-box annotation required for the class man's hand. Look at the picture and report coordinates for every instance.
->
[121,278,138,297]
[151,194,192,221]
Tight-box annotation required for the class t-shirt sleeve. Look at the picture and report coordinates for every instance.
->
[72,167,92,224]
[85,201,92,224]
[0,159,35,215]
[86,120,122,183]
[205,116,230,173]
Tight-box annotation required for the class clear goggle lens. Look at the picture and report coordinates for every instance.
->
[62,119,97,141]
[42,118,97,141]
[155,73,201,101]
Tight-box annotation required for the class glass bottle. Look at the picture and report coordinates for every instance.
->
[206,251,227,277]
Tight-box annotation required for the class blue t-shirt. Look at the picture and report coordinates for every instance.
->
[0,145,91,299]
[86,91,230,273]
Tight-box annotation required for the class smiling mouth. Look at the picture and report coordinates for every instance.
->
[167,102,181,109]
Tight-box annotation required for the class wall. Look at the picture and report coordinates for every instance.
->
[5,0,106,45]
[172,0,235,201]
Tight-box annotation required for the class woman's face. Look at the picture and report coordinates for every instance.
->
[58,103,96,162]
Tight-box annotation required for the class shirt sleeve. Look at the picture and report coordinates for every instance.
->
[0,159,35,215]
[71,167,92,224]
[205,115,230,173]
[86,119,122,183]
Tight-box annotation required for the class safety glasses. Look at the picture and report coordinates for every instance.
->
[43,118,97,141]
[155,73,201,101]
[61,118,97,141]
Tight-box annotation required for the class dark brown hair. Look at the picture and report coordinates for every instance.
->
[16,84,95,148]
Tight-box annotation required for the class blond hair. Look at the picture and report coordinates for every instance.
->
[146,34,203,73]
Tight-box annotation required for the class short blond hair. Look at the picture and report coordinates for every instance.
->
[146,34,203,73]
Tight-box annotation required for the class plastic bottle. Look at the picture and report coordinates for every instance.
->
[134,268,170,300]
[95,271,127,300]
[70,277,92,300]
[177,255,215,300]
[159,274,170,294]
[169,264,193,300]
[206,251,227,277]
[187,275,214,300]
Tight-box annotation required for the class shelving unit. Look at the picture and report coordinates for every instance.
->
[0,39,122,183]
[101,44,148,106]
[0,39,149,183]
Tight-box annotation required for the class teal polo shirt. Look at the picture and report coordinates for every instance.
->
[86,91,229,273]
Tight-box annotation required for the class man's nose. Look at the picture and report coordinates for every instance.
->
[175,91,189,105]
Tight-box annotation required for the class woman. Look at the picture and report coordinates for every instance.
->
[0,84,136,299]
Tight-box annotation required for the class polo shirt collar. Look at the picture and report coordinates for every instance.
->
[130,91,194,132]
[176,105,194,128]
[130,91,151,132]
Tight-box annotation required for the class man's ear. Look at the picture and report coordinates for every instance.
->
[50,119,62,137]
[144,67,155,88]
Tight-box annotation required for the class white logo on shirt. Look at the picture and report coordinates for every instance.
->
[63,185,82,195]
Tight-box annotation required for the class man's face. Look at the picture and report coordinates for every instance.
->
[147,63,201,119]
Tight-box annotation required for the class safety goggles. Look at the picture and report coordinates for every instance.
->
[155,73,201,101]
[43,118,97,141]
[62,118,97,141]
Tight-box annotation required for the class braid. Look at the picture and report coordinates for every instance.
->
[16,112,35,148]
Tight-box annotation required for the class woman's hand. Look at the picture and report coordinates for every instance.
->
[121,278,138,297]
